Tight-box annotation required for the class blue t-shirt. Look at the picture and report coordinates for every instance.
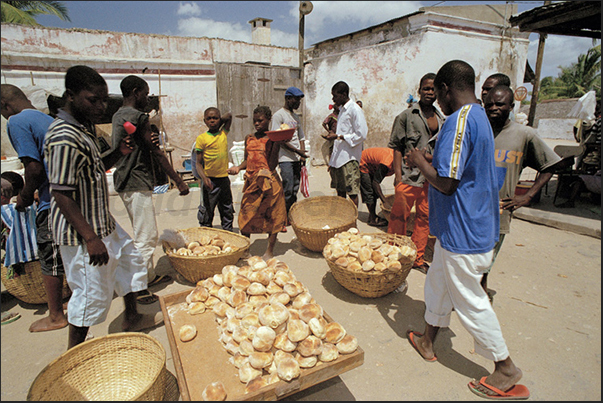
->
[429,104,499,254]
[6,109,54,213]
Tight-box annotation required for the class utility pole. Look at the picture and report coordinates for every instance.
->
[527,1,551,127]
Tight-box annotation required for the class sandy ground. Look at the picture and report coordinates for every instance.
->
[1,146,601,401]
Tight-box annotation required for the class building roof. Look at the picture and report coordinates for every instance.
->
[509,1,601,39]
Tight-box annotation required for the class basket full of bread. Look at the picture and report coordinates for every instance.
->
[176,256,360,399]
[161,227,251,284]
[266,123,295,142]
[323,228,416,298]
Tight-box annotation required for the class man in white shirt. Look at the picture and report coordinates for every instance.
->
[321,81,368,207]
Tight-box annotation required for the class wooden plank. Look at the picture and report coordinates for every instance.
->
[159,290,364,401]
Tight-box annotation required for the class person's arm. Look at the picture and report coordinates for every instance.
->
[393,150,403,187]
[228,135,248,175]
[406,147,458,195]
[221,113,232,132]
[195,149,213,190]
[51,189,109,266]
[102,134,134,169]
[144,121,189,195]
[15,157,46,211]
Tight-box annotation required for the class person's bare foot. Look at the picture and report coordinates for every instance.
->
[122,312,163,332]
[29,315,68,332]
[262,252,274,261]
[470,367,523,397]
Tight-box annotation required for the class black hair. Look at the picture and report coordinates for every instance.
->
[488,84,515,102]
[487,73,511,87]
[253,105,272,120]
[434,60,475,92]
[120,75,148,97]
[204,107,220,116]
[65,65,106,94]
[1,171,24,197]
[332,81,349,97]
[419,73,436,87]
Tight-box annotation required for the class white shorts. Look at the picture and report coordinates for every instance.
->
[60,223,147,327]
[424,239,509,362]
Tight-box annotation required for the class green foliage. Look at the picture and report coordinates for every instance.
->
[539,41,601,101]
[1,1,70,25]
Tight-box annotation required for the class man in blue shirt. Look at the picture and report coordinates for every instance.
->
[1,84,68,333]
[405,60,528,400]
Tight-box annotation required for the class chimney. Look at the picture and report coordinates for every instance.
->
[248,17,273,45]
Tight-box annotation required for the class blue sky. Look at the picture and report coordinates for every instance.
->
[35,1,598,80]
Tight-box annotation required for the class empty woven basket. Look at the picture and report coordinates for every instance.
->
[1,261,71,305]
[289,196,358,252]
[325,232,416,298]
[162,227,250,284]
[27,332,167,401]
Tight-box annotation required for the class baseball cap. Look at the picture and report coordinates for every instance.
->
[285,87,304,98]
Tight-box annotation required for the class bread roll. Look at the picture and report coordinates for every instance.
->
[283,282,303,297]
[201,381,227,401]
[228,289,247,307]
[247,282,267,296]
[252,326,276,352]
[325,322,346,344]
[241,312,260,329]
[292,292,313,309]
[235,302,255,319]
[213,301,230,318]
[179,324,197,342]
[266,281,283,295]
[258,302,290,329]
[238,362,263,384]
[336,334,358,354]
[225,339,240,355]
[188,302,206,315]
[231,275,251,291]
[273,332,297,352]
[387,260,402,271]
[189,286,209,302]
[217,286,231,302]
[318,342,339,362]
[287,319,310,342]
[248,351,274,369]
[248,269,272,286]
[245,376,269,394]
[276,356,300,382]
[299,303,323,323]
[358,247,372,263]
[232,326,250,344]
[297,335,323,357]
[295,352,318,368]
[335,256,349,267]
[229,352,248,368]
[204,296,220,308]
[308,316,327,339]
[268,291,290,306]
[361,260,375,272]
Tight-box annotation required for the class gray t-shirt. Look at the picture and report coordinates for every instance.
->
[271,108,304,163]
[495,120,562,233]
[112,106,154,192]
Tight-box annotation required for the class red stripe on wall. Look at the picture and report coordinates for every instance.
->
[2,65,215,76]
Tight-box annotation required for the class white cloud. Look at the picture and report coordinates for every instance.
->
[528,35,597,79]
[177,17,251,42]
[177,2,202,17]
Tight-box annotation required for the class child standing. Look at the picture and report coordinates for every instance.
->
[228,106,287,260]
[195,107,234,232]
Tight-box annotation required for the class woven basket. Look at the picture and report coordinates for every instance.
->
[27,332,167,401]
[162,227,250,284]
[325,232,416,298]
[1,261,71,305]
[289,196,358,252]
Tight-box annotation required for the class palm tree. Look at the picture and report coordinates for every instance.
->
[1,1,70,25]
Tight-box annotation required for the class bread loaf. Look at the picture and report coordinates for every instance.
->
[179,324,197,342]
[201,381,227,401]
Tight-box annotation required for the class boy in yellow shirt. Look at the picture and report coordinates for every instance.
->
[195,107,234,231]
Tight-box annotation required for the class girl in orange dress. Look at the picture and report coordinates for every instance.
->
[228,106,287,260]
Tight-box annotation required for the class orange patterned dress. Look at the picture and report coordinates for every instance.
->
[238,134,287,234]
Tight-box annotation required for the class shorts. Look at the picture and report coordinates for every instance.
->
[359,171,375,205]
[36,208,64,277]
[60,223,147,328]
[329,160,360,196]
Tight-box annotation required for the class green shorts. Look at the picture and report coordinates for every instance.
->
[329,160,360,196]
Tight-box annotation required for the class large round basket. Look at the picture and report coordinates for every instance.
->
[1,261,71,305]
[325,232,416,298]
[162,227,250,284]
[289,196,358,252]
[27,332,167,401]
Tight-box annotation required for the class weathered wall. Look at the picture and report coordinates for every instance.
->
[1,24,298,166]
[303,11,530,158]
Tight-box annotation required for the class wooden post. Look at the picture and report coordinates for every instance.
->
[527,0,551,127]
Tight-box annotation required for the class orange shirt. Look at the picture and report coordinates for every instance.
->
[359,147,394,175]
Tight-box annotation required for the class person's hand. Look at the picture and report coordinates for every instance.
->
[86,236,109,266]
[150,125,161,148]
[228,166,240,175]
[177,181,190,196]
[501,194,531,212]
[203,177,214,191]
[119,134,135,155]
[405,147,426,168]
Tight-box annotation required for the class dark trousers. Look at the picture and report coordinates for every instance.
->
[279,161,302,215]
[198,176,234,232]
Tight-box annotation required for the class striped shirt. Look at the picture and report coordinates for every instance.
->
[44,110,115,246]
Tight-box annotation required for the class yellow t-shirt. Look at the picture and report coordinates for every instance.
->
[194,130,229,178]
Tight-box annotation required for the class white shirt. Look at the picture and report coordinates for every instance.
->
[329,99,368,168]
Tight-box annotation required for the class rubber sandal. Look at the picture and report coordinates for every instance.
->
[412,263,429,274]
[136,290,159,305]
[407,330,437,362]
[2,312,21,325]
[148,274,172,288]
[468,377,530,400]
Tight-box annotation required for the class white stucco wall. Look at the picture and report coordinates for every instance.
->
[303,11,530,156]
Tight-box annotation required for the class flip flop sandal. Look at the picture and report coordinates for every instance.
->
[148,274,172,288]
[136,290,159,305]
[1,312,21,325]
[368,217,389,227]
[468,377,530,400]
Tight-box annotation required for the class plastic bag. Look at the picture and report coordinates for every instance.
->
[300,165,310,198]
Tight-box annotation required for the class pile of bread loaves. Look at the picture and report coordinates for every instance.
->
[171,234,237,257]
[323,228,416,272]
[178,256,358,398]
